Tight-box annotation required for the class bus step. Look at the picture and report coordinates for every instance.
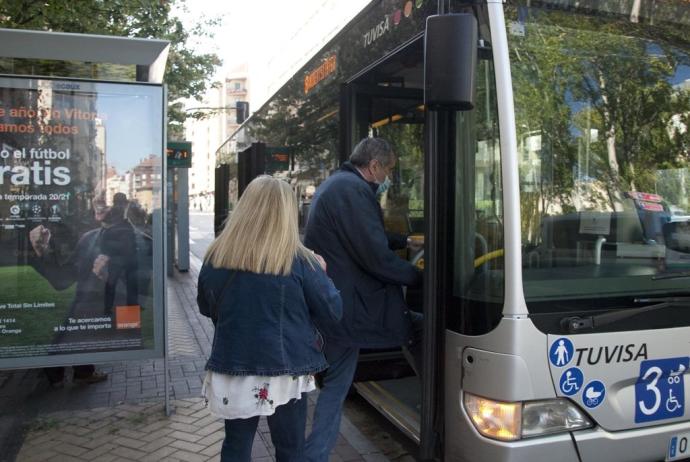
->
[353,377,421,444]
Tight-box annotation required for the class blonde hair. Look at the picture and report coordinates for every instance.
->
[204,175,315,275]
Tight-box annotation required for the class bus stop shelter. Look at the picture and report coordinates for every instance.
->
[0,28,174,413]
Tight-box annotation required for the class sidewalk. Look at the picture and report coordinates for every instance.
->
[1,255,399,462]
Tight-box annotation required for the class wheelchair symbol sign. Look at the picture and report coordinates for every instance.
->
[582,380,606,409]
[559,367,584,396]
[550,337,574,367]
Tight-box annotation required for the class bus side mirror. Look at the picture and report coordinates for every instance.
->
[424,14,478,111]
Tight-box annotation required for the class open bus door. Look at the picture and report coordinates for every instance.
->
[340,33,446,459]
[340,35,430,447]
[341,15,478,460]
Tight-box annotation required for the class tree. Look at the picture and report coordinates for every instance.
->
[0,0,221,139]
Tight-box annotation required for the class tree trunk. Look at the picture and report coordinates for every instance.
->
[630,0,642,23]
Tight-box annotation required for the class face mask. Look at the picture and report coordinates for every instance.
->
[377,176,391,195]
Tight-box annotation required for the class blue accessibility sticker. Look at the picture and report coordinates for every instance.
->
[550,337,574,367]
[559,367,584,396]
[582,380,606,409]
[635,357,688,423]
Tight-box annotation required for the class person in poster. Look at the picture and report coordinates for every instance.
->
[28,191,151,385]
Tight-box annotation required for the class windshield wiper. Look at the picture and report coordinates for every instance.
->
[652,271,690,280]
[560,297,690,333]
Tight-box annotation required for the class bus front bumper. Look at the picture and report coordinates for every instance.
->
[450,408,690,461]
[574,420,690,462]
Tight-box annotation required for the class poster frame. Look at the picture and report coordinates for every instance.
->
[0,74,167,370]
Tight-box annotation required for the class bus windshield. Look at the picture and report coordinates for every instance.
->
[507,1,690,333]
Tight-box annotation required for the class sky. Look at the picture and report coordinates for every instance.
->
[176,0,370,109]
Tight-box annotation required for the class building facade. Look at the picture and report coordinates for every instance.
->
[185,65,249,212]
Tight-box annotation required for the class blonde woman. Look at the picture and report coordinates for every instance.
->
[197,175,342,462]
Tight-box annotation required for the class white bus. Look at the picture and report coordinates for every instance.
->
[217,1,690,460]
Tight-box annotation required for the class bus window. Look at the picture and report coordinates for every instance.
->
[507,2,690,334]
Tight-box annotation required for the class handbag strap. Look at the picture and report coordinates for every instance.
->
[212,270,236,322]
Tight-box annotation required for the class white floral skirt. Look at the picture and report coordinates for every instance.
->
[202,371,315,420]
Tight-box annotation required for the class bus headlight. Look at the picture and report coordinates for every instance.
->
[463,393,521,441]
[464,393,592,441]
[521,399,592,437]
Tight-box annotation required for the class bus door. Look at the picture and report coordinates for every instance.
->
[341,37,429,444]
[341,15,507,459]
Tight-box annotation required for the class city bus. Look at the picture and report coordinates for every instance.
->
[215,0,690,460]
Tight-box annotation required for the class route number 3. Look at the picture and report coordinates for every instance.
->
[635,357,688,423]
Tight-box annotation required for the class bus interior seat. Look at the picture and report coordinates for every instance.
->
[663,221,690,253]
[537,210,648,267]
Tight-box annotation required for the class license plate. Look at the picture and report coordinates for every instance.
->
[668,433,690,461]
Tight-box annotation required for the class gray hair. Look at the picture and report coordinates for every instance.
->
[349,137,394,167]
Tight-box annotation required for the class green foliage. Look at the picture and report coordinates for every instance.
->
[0,0,221,138]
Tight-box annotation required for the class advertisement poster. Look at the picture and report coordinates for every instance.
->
[0,76,164,368]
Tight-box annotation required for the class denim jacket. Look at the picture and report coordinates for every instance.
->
[197,256,342,376]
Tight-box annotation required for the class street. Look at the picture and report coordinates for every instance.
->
[189,212,216,262]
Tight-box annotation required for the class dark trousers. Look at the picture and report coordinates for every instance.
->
[221,393,307,462]
[305,343,360,462]
[306,312,424,462]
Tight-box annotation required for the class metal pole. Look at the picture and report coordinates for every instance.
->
[176,168,190,272]
[163,89,171,417]
[167,173,175,277]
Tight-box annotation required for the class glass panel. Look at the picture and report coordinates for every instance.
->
[507,1,690,332]
[0,58,136,82]
[376,121,425,237]
[0,77,162,362]
[451,58,504,334]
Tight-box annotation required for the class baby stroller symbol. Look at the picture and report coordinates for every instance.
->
[585,385,602,407]
[582,380,606,409]
[668,364,686,385]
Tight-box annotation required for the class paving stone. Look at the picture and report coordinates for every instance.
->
[140,427,175,443]
[16,449,59,462]
[169,439,207,453]
[113,436,147,450]
[168,430,203,443]
[169,449,209,462]
[53,442,88,457]
[169,421,201,433]
[200,439,223,457]
[79,443,117,460]
[140,445,178,462]
[110,445,148,460]
[196,430,225,447]
[87,455,117,462]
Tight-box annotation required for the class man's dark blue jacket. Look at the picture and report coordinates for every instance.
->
[304,162,422,348]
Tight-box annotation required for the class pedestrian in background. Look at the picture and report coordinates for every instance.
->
[197,175,342,462]
[304,137,423,461]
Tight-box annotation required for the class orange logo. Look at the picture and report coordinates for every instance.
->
[304,55,337,94]
[116,305,141,329]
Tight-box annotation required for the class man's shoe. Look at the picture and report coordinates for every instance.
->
[73,371,108,384]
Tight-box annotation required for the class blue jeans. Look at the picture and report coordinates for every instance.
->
[305,342,360,462]
[221,393,307,462]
